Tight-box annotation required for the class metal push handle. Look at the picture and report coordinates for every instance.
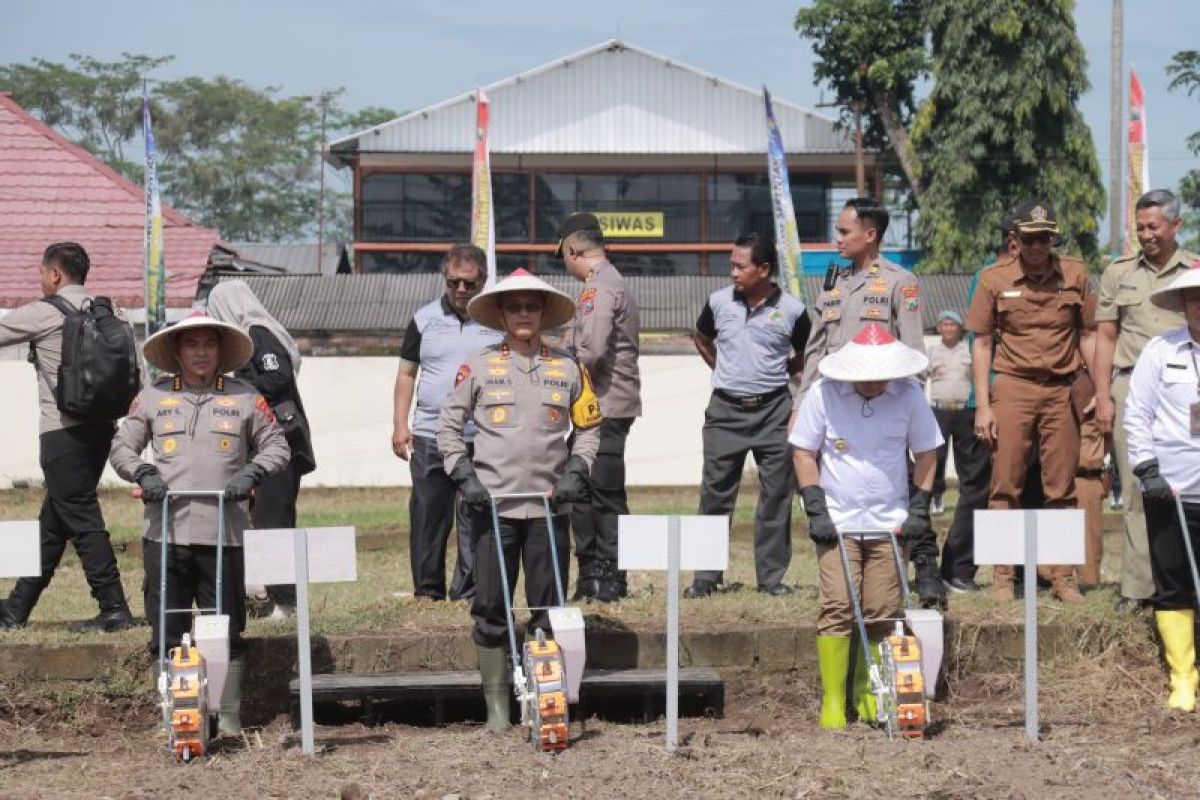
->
[834,528,912,676]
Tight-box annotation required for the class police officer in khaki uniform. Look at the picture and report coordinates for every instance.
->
[799,197,939,606]
[438,269,601,732]
[110,313,290,734]
[1093,189,1195,610]
[966,200,1095,603]
[557,213,642,602]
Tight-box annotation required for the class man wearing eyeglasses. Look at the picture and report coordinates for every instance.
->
[392,244,503,600]
[966,200,1096,603]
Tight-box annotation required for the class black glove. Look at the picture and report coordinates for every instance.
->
[800,485,838,545]
[134,463,168,503]
[224,462,266,501]
[450,459,491,506]
[551,456,591,507]
[1133,459,1174,502]
[900,488,933,540]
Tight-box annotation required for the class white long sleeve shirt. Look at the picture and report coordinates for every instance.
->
[1124,327,1200,496]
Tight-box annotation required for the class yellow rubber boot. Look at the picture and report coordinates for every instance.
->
[816,636,850,729]
[852,638,879,723]
[1156,610,1198,712]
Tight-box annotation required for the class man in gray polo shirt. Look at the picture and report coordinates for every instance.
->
[392,245,503,600]
[687,233,811,597]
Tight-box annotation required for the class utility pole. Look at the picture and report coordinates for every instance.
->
[316,91,335,273]
[1109,0,1123,255]
[853,98,865,196]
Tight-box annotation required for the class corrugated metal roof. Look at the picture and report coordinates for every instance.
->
[229,242,344,275]
[214,272,980,335]
[328,40,851,164]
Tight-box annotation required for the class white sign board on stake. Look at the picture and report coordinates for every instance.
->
[974,509,1084,742]
[0,521,40,578]
[618,514,729,753]
[244,527,358,756]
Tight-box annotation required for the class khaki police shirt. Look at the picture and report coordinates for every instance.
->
[0,284,101,434]
[567,260,642,419]
[799,256,925,394]
[966,253,1092,378]
[1095,248,1195,369]
[437,342,601,519]
[110,375,290,546]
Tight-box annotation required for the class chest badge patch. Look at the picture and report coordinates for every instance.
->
[834,438,848,452]
[215,397,237,407]
[490,406,509,425]
[579,287,597,315]
[901,284,919,311]
[547,407,562,424]
[158,397,181,408]
[163,438,178,455]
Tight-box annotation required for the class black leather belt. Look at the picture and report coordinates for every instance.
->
[1010,372,1072,385]
[1114,366,1134,377]
[1077,468,1105,479]
[715,386,789,410]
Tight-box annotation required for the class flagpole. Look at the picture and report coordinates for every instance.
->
[470,89,497,285]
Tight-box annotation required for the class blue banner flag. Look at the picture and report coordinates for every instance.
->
[142,87,166,337]
[763,87,805,303]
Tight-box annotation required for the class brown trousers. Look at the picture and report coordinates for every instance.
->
[1075,415,1106,586]
[989,374,1080,583]
[817,536,902,638]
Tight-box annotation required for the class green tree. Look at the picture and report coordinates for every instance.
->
[795,0,927,200]
[0,53,398,242]
[1167,50,1200,250]
[911,0,1104,272]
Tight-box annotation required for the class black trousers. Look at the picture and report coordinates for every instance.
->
[144,539,246,656]
[1144,497,1200,610]
[251,461,301,607]
[570,417,633,577]
[470,513,569,649]
[937,410,991,581]
[409,436,476,600]
[932,407,971,497]
[5,423,125,618]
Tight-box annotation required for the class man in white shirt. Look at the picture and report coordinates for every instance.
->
[791,324,942,729]
[1123,262,1200,713]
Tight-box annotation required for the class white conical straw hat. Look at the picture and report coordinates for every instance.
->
[819,323,929,382]
[467,268,576,331]
[1150,259,1200,313]
[142,312,254,374]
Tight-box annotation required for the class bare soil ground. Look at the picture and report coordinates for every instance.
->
[2,659,1197,800]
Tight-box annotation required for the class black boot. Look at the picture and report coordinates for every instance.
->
[913,555,946,609]
[0,579,43,630]
[0,600,25,631]
[594,561,624,603]
[572,560,601,602]
[69,583,137,633]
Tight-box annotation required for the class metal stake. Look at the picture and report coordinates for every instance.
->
[666,515,680,752]
[1024,509,1039,742]
[295,528,315,755]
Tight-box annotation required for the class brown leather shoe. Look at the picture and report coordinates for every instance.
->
[989,565,1016,602]
[1051,578,1084,605]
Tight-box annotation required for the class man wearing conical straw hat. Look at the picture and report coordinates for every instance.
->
[790,323,943,729]
[438,269,602,732]
[110,312,290,735]
[1124,260,1200,712]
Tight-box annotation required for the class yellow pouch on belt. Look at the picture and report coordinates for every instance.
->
[570,363,603,430]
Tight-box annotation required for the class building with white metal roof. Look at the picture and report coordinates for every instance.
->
[324,39,897,277]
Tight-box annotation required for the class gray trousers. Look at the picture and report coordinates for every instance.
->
[1113,371,1153,599]
[409,435,475,600]
[695,390,794,588]
[570,417,633,577]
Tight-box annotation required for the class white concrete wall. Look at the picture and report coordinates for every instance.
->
[0,336,954,489]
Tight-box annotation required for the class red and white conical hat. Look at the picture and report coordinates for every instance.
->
[467,267,576,331]
[818,323,929,382]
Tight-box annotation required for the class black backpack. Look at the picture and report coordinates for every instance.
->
[39,295,141,422]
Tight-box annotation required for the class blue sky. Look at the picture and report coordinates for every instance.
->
[3,0,1197,233]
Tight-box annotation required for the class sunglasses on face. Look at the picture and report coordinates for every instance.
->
[1018,232,1055,245]
[446,278,479,290]
[502,302,543,314]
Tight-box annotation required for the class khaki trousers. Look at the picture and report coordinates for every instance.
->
[1076,416,1106,586]
[989,374,1080,585]
[1112,371,1154,599]
[817,536,902,638]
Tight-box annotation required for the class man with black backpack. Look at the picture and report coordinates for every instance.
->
[0,242,139,632]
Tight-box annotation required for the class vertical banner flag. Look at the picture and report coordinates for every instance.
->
[470,89,497,285]
[142,87,166,337]
[763,87,805,302]
[1125,70,1149,255]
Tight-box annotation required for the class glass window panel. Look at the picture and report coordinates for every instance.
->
[360,173,471,242]
[533,173,701,243]
[358,251,445,274]
[493,172,530,243]
[708,173,829,243]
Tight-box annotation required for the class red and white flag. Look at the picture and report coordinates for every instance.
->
[470,89,497,285]
[1125,70,1149,255]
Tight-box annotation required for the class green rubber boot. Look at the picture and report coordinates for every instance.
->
[218,655,245,736]
[852,637,879,723]
[816,635,851,729]
[476,644,512,732]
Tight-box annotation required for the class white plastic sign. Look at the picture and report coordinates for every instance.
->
[973,509,1085,565]
[0,521,40,578]
[243,527,358,585]
[617,515,729,571]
